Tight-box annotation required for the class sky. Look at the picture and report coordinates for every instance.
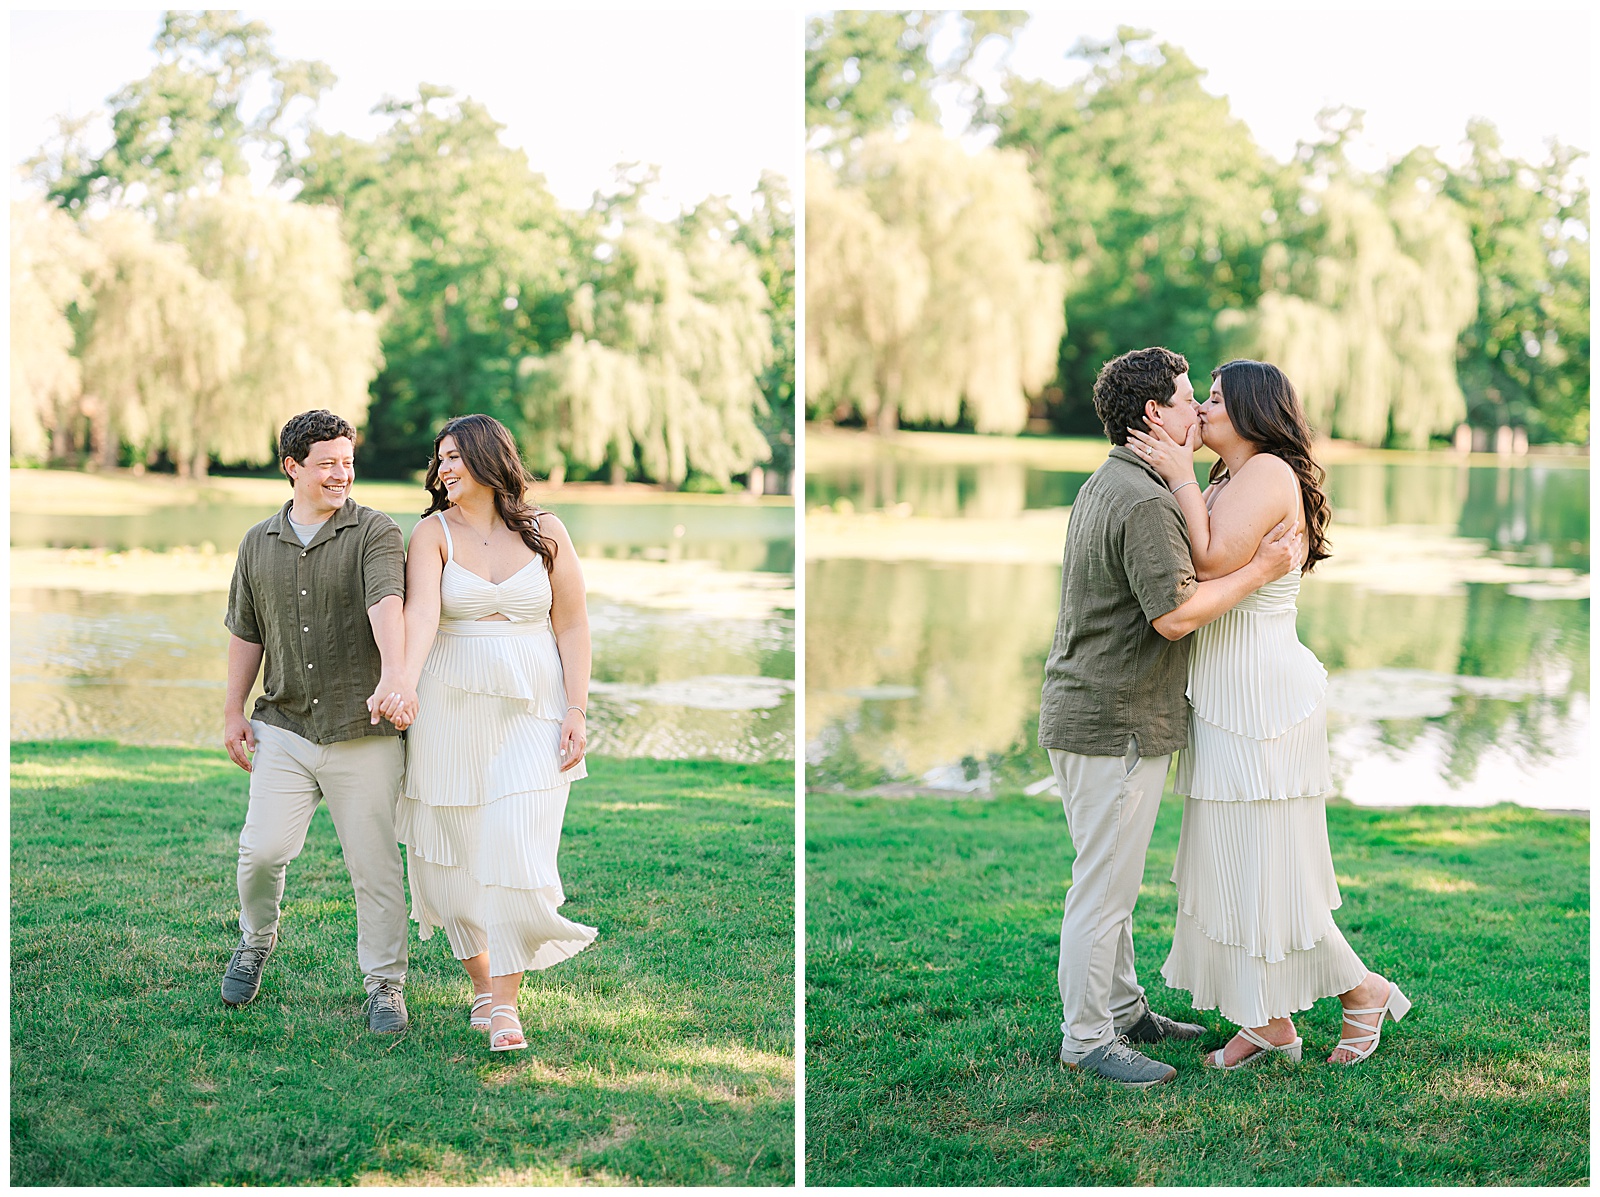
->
[9,10,800,216]
[940,9,1591,182]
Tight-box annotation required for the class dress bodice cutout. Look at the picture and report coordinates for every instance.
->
[435,510,553,627]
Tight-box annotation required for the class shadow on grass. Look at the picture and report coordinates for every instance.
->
[11,742,794,1186]
[805,790,1589,1186]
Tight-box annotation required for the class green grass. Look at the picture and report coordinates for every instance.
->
[11,741,794,1186]
[806,789,1589,1186]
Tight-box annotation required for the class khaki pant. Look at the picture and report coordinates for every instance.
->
[237,720,408,994]
[1051,740,1172,1060]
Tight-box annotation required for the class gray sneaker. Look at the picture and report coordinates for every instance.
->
[1061,1036,1177,1088]
[220,934,275,1007]
[366,982,409,1033]
[1122,1006,1205,1044]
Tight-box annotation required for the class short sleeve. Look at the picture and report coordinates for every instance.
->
[224,549,261,643]
[1122,496,1198,623]
[361,517,406,609]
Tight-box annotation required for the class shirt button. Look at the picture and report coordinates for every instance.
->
[307,663,314,669]
[303,626,309,632]
[301,589,307,595]
[313,698,319,704]
[301,551,307,558]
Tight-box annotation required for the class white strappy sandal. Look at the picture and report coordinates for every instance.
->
[469,992,494,1032]
[488,1004,527,1053]
[1206,1025,1303,1070]
[1331,981,1411,1064]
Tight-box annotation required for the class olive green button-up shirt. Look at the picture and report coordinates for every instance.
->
[225,498,406,746]
[1038,446,1199,758]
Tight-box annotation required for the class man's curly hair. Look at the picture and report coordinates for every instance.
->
[278,410,357,482]
[1092,347,1190,446]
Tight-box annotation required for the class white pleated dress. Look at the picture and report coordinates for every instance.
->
[1161,568,1367,1028]
[396,511,596,976]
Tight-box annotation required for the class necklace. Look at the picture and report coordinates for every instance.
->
[456,511,495,546]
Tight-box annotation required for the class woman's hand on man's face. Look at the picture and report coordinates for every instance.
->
[1128,419,1198,489]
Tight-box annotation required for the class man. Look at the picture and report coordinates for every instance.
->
[1038,347,1301,1087]
[220,409,412,1033]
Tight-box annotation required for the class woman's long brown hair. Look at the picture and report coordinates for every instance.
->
[422,414,556,571]
[1208,360,1331,573]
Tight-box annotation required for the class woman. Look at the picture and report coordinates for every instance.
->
[1127,360,1409,1069]
[377,413,595,1052]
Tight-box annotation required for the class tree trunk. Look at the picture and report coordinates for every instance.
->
[191,451,210,479]
[609,459,626,487]
[50,414,73,464]
[89,398,118,472]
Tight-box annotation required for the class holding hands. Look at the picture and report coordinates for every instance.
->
[1128,420,1200,491]
[369,676,420,730]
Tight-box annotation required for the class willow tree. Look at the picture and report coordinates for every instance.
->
[805,125,1064,433]
[1245,174,1478,447]
[521,214,773,488]
[78,211,245,473]
[10,198,101,462]
[173,184,381,472]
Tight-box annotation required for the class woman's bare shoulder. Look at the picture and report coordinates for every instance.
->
[406,512,446,551]
[1236,452,1298,481]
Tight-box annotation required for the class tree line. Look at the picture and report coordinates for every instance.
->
[805,14,1589,447]
[12,12,794,485]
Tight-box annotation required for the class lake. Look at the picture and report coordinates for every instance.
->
[11,475,796,763]
[804,435,1589,811]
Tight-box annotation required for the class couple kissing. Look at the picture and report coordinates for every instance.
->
[1040,348,1411,1087]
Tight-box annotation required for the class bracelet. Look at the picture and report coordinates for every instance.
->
[1170,479,1199,497]
[567,705,586,719]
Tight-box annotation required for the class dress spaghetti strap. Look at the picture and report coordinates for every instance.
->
[435,510,455,562]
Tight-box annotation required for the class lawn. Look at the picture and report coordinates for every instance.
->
[11,742,795,1186]
[805,788,1589,1186]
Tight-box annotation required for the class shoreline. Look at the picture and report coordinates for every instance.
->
[803,425,1591,471]
[10,467,794,517]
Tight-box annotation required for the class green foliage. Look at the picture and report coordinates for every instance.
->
[1441,121,1591,444]
[78,210,246,475]
[1242,121,1480,447]
[41,11,333,212]
[806,10,1025,147]
[817,17,1589,446]
[292,87,580,478]
[520,186,774,489]
[11,742,795,1186]
[990,28,1279,433]
[805,127,1064,432]
[42,188,381,478]
[732,173,797,480]
[806,791,1589,1185]
[20,14,792,484]
[9,198,101,461]
[173,184,383,470]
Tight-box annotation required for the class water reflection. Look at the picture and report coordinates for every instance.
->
[13,497,796,574]
[805,445,1589,810]
[11,494,796,762]
[807,454,1590,569]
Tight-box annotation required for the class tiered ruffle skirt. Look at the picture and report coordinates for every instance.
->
[397,620,596,976]
[1161,597,1366,1027]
